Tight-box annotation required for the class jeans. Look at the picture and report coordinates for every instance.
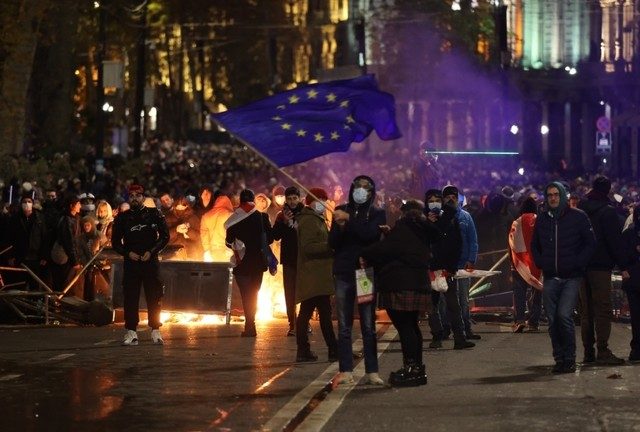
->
[457,277,473,335]
[512,271,542,326]
[429,277,465,341]
[579,270,613,352]
[543,277,581,364]
[335,277,378,373]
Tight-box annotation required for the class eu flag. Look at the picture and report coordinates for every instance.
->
[212,74,402,167]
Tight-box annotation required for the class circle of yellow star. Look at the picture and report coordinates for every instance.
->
[296,129,307,137]
[307,89,318,99]
[326,93,337,102]
[281,123,292,130]
[314,132,324,142]
[288,95,300,104]
[330,131,340,140]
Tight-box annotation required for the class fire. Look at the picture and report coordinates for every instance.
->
[256,266,288,321]
[160,312,228,325]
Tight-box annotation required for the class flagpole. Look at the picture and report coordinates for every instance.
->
[211,118,329,211]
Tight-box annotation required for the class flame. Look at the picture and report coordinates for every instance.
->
[255,266,288,321]
[160,312,227,325]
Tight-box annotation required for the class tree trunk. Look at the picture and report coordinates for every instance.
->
[0,0,50,155]
[31,0,81,155]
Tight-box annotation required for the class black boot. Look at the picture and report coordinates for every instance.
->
[388,363,427,387]
[296,349,318,362]
[454,338,475,350]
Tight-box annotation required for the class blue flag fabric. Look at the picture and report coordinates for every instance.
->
[212,74,402,167]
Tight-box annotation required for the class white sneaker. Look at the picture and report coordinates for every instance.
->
[151,329,164,345]
[122,330,138,346]
[365,372,385,385]
[336,372,354,384]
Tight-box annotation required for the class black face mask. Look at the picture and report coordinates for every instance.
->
[130,201,143,210]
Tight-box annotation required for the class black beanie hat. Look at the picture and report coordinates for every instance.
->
[592,176,611,195]
[239,189,255,203]
[442,185,459,198]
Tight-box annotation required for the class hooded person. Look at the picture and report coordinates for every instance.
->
[531,181,596,374]
[621,204,640,362]
[167,196,203,261]
[201,194,234,262]
[225,189,274,337]
[577,175,629,364]
[328,175,386,385]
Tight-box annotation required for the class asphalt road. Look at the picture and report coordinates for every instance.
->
[0,318,638,432]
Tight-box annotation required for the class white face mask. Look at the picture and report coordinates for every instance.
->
[352,187,369,204]
[312,201,326,214]
[22,202,33,212]
[428,202,442,211]
[82,204,95,212]
[274,195,286,206]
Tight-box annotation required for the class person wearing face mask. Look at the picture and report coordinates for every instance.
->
[424,189,475,350]
[272,186,305,336]
[112,184,169,346]
[329,175,386,385]
[7,195,48,290]
[79,193,97,218]
[442,184,481,341]
[294,187,338,362]
[621,204,640,362]
[267,185,286,226]
[51,193,83,293]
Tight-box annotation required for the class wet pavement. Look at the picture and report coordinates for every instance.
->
[0,318,638,431]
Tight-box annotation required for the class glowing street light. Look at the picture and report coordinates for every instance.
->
[510,125,519,135]
[540,125,549,135]
[518,167,525,176]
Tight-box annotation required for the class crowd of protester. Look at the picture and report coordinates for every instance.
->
[1,137,639,387]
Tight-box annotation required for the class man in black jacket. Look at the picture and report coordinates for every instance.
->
[272,186,304,336]
[225,189,273,337]
[112,184,169,346]
[577,176,629,364]
[532,182,596,373]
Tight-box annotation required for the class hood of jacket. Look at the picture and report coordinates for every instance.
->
[544,181,568,218]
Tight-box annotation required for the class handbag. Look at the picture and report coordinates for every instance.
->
[51,241,68,265]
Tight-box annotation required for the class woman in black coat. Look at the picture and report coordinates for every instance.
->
[360,200,440,386]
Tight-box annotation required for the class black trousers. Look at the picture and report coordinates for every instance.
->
[624,286,640,355]
[123,259,164,331]
[235,271,263,331]
[296,295,337,354]
[283,264,297,328]
[387,308,423,366]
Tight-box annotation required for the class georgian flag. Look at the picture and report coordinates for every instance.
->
[509,213,543,290]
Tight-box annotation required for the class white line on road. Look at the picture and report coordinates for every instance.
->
[48,353,76,361]
[94,339,116,346]
[0,374,22,381]
[262,325,398,432]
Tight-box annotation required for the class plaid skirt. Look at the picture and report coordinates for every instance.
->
[378,290,431,312]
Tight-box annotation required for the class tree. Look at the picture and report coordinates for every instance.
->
[0,0,50,155]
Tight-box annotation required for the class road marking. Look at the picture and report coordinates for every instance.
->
[211,367,293,427]
[48,353,76,361]
[94,339,116,346]
[262,325,397,432]
[0,374,22,381]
